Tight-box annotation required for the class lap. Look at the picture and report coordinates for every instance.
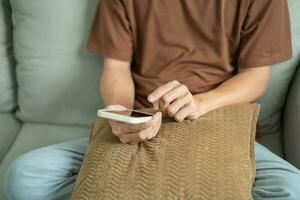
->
[5,138,300,200]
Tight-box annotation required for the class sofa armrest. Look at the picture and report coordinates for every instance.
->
[284,64,300,169]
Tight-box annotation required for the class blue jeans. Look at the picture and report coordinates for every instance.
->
[4,138,300,200]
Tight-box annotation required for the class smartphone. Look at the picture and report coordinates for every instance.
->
[97,108,153,124]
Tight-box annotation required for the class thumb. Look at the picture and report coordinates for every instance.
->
[152,112,162,122]
[105,104,127,110]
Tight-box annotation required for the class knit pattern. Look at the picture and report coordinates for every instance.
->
[71,103,260,200]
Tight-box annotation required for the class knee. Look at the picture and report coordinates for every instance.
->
[254,171,300,200]
[5,152,36,200]
[280,172,300,200]
[4,149,56,200]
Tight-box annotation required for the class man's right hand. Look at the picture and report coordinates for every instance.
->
[105,105,162,144]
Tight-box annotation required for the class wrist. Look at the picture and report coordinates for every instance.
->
[194,98,211,116]
[193,91,219,115]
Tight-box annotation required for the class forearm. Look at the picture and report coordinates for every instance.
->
[194,66,271,114]
[100,58,135,109]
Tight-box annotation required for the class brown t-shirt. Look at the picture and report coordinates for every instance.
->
[87,0,292,109]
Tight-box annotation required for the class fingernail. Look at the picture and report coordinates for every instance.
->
[148,96,154,102]
[156,112,162,118]
[152,114,157,120]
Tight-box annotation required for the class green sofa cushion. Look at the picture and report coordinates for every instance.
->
[284,65,300,169]
[0,122,90,200]
[12,0,103,126]
[0,113,21,162]
[255,0,300,156]
[0,0,17,112]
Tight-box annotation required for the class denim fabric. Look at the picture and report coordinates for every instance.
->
[4,138,300,200]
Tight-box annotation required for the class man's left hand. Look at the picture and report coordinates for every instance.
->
[147,80,206,122]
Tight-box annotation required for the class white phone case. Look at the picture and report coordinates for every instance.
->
[97,109,153,124]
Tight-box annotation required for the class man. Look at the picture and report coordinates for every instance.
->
[5,0,300,199]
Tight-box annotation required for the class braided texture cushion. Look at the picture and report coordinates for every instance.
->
[71,103,260,200]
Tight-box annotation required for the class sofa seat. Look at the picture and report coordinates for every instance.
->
[0,113,21,162]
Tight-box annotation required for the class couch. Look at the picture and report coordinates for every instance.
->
[0,0,300,199]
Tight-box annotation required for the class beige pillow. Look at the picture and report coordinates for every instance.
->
[71,103,260,200]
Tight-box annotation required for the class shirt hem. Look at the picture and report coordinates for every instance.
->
[87,42,133,62]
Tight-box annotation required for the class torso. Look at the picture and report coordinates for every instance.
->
[121,0,251,108]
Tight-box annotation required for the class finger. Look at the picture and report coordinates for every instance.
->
[119,125,154,144]
[105,104,127,110]
[162,84,189,105]
[147,80,181,103]
[108,119,126,128]
[152,101,159,110]
[108,119,121,128]
[167,94,191,117]
[120,112,162,143]
[186,109,201,120]
[110,111,161,134]
[110,119,154,135]
[158,84,187,111]
[174,105,193,122]
[108,120,126,136]
[147,112,162,127]
[158,99,169,111]
[130,142,139,145]
[186,112,200,120]
[120,112,162,144]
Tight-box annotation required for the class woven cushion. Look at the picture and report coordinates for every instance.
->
[72,103,260,199]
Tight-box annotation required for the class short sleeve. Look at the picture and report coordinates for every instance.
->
[87,0,133,62]
[238,0,292,68]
